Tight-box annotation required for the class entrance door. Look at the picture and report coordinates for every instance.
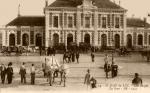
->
[9,34,15,46]
[101,34,107,49]
[84,33,90,44]
[22,34,29,46]
[138,34,143,46]
[53,33,59,46]
[67,33,73,46]
[115,34,120,48]
[36,33,42,47]
[127,34,132,48]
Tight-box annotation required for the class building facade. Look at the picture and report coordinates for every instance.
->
[45,0,127,48]
[0,0,150,49]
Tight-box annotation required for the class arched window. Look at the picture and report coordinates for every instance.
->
[138,34,143,46]
[53,33,59,46]
[9,34,15,46]
[127,34,132,48]
[67,33,73,46]
[114,34,120,48]
[22,34,29,46]
[36,33,42,47]
[84,33,90,44]
[101,34,107,48]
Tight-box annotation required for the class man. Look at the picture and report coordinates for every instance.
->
[111,62,118,78]
[68,51,71,63]
[0,64,6,84]
[84,69,91,88]
[132,73,142,87]
[104,54,108,63]
[6,62,13,84]
[91,52,95,62]
[30,64,35,85]
[104,62,111,78]
[76,51,80,63]
[71,51,75,62]
[90,77,97,89]
[19,62,26,84]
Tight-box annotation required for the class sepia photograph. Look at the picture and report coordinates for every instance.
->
[0,0,150,93]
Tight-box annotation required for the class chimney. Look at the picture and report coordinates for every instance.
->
[45,0,48,7]
[144,17,147,27]
[18,4,21,17]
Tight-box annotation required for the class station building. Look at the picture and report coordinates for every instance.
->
[0,0,150,49]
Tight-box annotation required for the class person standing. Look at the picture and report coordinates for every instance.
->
[104,54,109,63]
[84,69,91,89]
[63,52,67,63]
[71,51,75,62]
[104,62,111,79]
[91,52,95,62]
[68,51,71,63]
[111,62,118,78]
[132,73,143,87]
[30,64,36,85]
[6,62,13,84]
[19,62,26,84]
[76,51,80,64]
[0,64,6,84]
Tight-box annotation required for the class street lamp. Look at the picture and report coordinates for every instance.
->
[112,39,114,64]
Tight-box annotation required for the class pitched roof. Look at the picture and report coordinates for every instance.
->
[7,16,45,26]
[127,18,150,28]
[49,0,124,9]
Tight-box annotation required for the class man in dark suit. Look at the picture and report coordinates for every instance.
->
[104,62,111,78]
[111,62,118,78]
[76,51,80,63]
[6,62,13,84]
[0,64,7,84]
[132,73,142,87]
[19,62,26,84]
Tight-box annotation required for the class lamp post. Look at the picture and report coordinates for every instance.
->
[112,39,114,64]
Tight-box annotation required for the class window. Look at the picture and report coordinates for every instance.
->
[68,16,73,28]
[149,35,150,45]
[115,17,120,28]
[85,17,90,28]
[98,14,101,28]
[102,17,106,28]
[53,16,58,28]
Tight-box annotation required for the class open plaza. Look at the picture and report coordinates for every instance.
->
[0,52,150,91]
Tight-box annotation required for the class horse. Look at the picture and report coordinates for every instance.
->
[42,56,69,87]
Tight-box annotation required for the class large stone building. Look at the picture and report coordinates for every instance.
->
[0,0,150,49]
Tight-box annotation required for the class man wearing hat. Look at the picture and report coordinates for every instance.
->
[0,64,6,84]
[6,62,13,84]
[19,62,26,84]
[84,69,91,88]
[132,73,143,86]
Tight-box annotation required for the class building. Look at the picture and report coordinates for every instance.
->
[45,0,126,48]
[126,18,150,49]
[0,0,150,49]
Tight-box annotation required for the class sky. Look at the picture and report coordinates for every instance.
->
[0,0,150,26]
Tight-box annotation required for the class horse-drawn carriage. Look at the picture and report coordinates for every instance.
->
[42,56,69,87]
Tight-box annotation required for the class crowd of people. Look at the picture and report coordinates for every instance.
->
[63,50,80,64]
[0,62,36,85]
[0,52,143,88]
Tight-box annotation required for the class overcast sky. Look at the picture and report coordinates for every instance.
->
[0,0,150,26]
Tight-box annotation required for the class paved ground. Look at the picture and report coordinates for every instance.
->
[0,53,150,92]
